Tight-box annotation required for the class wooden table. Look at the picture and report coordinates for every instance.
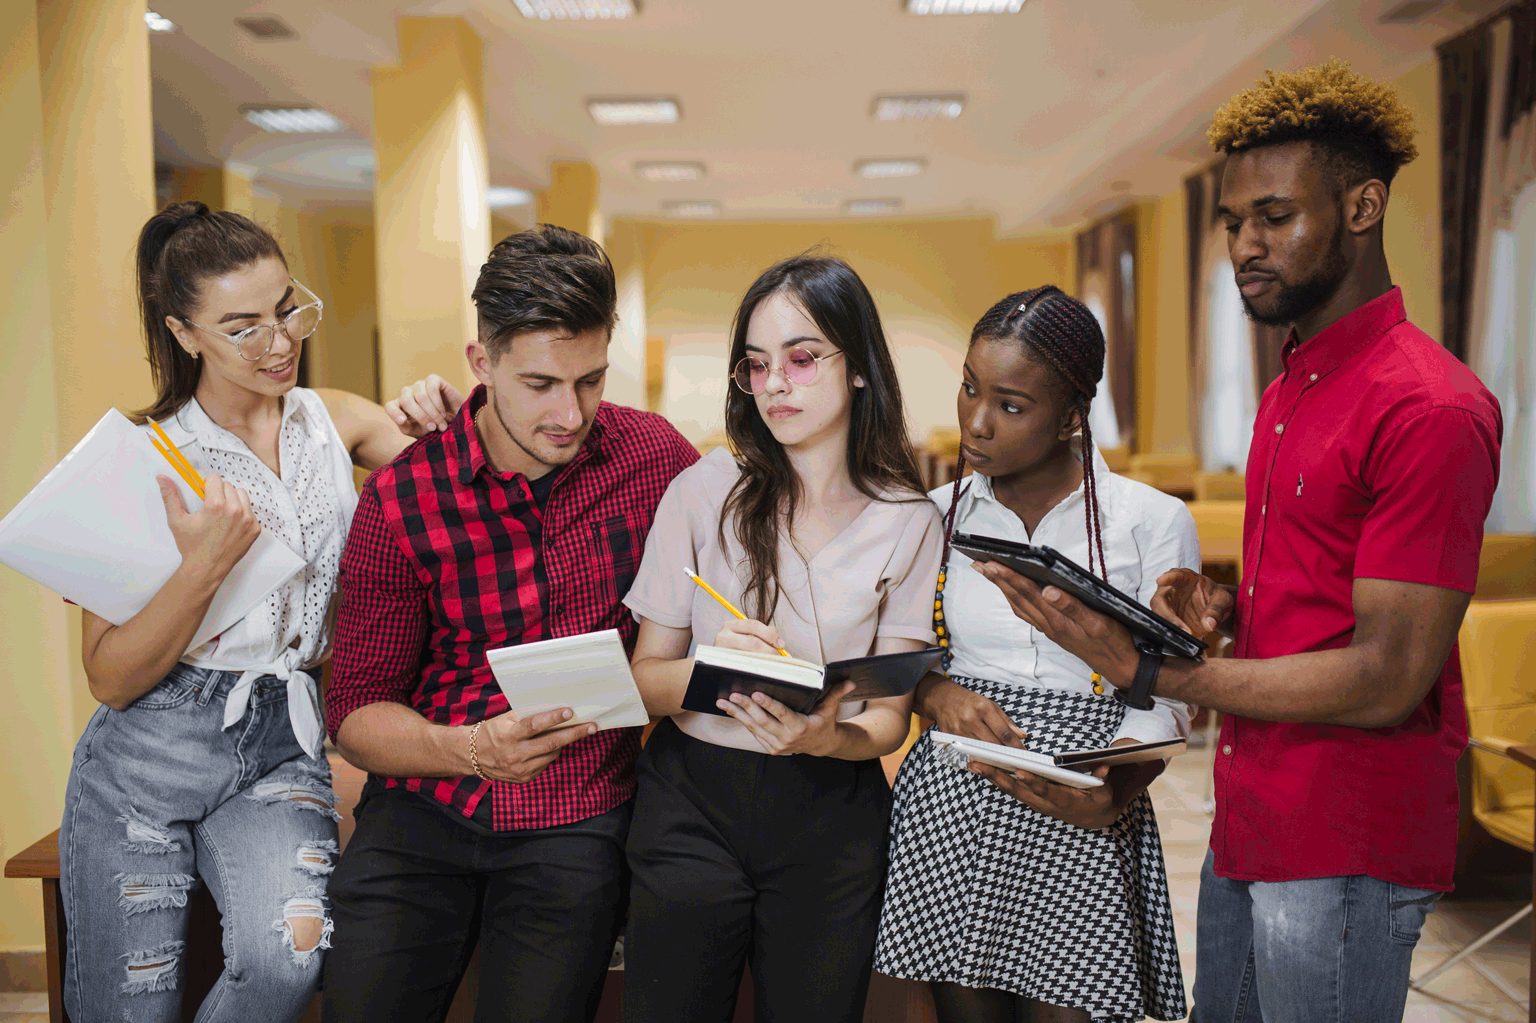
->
[1509,744,1536,1023]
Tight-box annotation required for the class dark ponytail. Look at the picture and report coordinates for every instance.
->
[134,201,286,423]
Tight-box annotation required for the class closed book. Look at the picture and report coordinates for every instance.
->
[681,645,943,717]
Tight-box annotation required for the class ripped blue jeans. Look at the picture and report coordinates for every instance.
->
[60,664,340,1023]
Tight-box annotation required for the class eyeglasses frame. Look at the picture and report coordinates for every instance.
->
[731,347,845,395]
[182,277,325,362]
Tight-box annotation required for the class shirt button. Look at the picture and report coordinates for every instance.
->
[1247,586,1254,596]
[1222,744,1233,755]
[1310,373,1318,382]
[1275,423,1285,434]
[1261,504,1266,514]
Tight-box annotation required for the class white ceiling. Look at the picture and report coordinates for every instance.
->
[147,0,1501,232]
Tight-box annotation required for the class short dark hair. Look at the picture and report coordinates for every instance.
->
[472,224,616,358]
[1208,58,1418,191]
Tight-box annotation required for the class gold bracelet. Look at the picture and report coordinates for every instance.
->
[468,721,490,781]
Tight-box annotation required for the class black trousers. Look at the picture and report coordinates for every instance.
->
[623,719,892,1023]
[322,781,631,1023]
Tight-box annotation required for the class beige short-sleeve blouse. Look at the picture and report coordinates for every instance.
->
[624,447,943,753]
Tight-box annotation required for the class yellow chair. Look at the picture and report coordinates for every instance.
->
[1186,501,1245,574]
[1099,445,1131,473]
[1194,470,1246,502]
[1477,534,1536,599]
[1410,598,1536,1007]
[1127,453,1198,496]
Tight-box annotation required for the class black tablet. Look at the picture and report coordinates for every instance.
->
[949,532,1207,660]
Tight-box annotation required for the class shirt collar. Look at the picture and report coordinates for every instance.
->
[1280,286,1406,380]
[162,389,308,457]
[448,384,609,487]
[956,434,1108,517]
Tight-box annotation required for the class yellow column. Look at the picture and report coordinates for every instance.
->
[371,17,489,399]
[222,162,257,218]
[603,218,646,409]
[537,160,604,249]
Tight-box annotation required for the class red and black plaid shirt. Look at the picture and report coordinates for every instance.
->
[325,386,698,830]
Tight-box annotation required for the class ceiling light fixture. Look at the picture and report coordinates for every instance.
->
[907,0,1025,12]
[871,94,965,122]
[144,10,176,32]
[636,161,706,182]
[856,158,926,179]
[487,187,535,208]
[587,98,681,125]
[661,200,720,217]
[515,0,639,18]
[242,107,345,134]
[845,198,903,216]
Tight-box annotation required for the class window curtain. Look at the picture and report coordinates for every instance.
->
[1458,2,1536,531]
[1185,161,1287,471]
[1076,212,1137,450]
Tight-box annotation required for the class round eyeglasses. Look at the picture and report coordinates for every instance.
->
[731,347,844,395]
[183,278,324,362]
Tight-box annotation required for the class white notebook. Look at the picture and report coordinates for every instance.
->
[929,731,1107,789]
[485,630,649,732]
[0,408,306,653]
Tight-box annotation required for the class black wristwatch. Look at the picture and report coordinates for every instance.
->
[1114,640,1163,712]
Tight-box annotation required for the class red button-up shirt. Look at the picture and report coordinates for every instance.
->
[1213,288,1501,891]
[325,387,698,830]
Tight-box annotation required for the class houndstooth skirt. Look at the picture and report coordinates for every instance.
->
[874,677,1187,1023]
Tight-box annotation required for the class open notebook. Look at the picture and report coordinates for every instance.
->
[0,408,305,653]
[485,630,649,731]
[930,732,1188,789]
[682,645,944,716]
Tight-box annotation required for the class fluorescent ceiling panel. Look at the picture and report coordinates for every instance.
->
[856,158,926,179]
[487,187,535,209]
[907,0,1025,11]
[587,98,680,125]
[845,199,903,216]
[661,200,720,217]
[636,161,706,182]
[871,94,965,122]
[242,108,345,134]
[144,10,176,32]
[515,0,638,18]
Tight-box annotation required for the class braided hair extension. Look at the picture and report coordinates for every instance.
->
[933,286,1110,668]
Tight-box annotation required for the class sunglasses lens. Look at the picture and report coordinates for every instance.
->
[733,358,769,394]
[785,348,819,384]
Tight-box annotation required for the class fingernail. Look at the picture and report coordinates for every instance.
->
[1043,587,1062,601]
[562,709,572,719]
[716,700,730,711]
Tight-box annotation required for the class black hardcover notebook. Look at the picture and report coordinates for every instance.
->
[948,532,1208,660]
[681,645,945,717]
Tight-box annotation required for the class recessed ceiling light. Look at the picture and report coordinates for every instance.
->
[661,200,720,217]
[515,0,639,18]
[144,10,176,32]
[587,98,680,125]
[242,107,345,134]
[871,94,965,122]
[856,158,926,179]
[487,187,535,209]
[907,0,1025,12]
[846,198,903,216]
[636,161,706,182]
[235,15,298,40]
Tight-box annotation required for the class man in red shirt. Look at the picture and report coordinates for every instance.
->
[970,62,1501,1022]
[321,226,698,1022]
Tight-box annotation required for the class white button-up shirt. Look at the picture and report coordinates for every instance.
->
[937,442,1200,745]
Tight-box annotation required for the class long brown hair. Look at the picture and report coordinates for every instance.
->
[721,254,925,621]
[940,285,1110,580]
[134,201,286,423]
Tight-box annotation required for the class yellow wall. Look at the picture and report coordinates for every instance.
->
[625,215,1070,443]
[1383,57,1441,334]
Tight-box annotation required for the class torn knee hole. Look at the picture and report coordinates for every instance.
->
[275,891,332,960]
[295,838,338,875]
[245,780,341,821]
[120,941,184,995]
[116,874,196,916]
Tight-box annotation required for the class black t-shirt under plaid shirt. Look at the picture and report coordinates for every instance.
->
[325,386,699,831]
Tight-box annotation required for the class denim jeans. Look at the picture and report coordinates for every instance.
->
[60,664,340,1023]
[1192,848,1441,1023]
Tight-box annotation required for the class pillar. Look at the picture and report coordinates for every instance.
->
[223,162,257,218]
[537,160,604,249]
[371,17,489,399]
[603,218,647,409]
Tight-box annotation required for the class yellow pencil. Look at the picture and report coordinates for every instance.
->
[149,420,206,500]
[683,566,791,658]
[149,435,206,501]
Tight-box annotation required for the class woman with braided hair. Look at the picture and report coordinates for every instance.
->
[873,286,1198,1023]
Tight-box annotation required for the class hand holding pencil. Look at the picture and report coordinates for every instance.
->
[684,566,792,658]
[147,423,262,582]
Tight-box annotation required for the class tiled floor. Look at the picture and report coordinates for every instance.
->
[4,749,1527,1022]
[1151,748,1532,1023]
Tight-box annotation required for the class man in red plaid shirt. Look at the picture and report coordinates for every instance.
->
[321,225,698,1023]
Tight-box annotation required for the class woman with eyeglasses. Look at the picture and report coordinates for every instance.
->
[620,254,944,1023]
[58,202,456,1023]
